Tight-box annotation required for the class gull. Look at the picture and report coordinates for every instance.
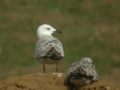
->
[64,57,98,89]
[35,24,64,73]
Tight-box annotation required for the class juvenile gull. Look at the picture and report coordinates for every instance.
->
[64,57,98,89]
[35,24,64,73]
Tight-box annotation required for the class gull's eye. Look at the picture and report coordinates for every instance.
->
[46,27,50,30]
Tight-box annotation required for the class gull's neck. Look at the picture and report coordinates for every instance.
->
[38,34,54,39]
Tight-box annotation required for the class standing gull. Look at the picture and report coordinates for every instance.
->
[35,24,64,73]
[64,57,98,89]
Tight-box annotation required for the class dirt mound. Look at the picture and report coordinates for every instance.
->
[0,73,119,90]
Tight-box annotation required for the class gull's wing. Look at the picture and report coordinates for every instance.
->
[35,37,64,60]
[79,63,98,81]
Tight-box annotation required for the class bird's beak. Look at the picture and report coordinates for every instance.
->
[56,30,62,33]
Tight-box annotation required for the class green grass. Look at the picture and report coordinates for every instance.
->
[0,0,120,79]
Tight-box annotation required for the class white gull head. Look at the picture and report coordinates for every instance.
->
[80,57,93,65]
[37,24,56,38]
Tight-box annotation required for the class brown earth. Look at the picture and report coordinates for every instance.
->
[0,73,119,90]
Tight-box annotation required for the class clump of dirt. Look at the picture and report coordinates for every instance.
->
[0,73,119,90]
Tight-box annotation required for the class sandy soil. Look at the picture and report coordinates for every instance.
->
[0,73,119,90]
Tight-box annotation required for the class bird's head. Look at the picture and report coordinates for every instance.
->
[37,24,62,38]
[80,57,93,65]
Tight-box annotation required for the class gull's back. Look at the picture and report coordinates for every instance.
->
[35,36,64,63]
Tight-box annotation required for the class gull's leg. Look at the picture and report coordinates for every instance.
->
[56,63,58,72]
[43,64,46,73]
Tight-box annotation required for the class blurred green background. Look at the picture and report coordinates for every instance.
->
[0,0,120,84]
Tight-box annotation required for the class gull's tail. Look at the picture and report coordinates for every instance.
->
[44,47,63,60]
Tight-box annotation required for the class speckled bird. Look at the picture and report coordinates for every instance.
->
[64,57,98,88]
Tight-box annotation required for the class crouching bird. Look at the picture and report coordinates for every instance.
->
[64,57,98,90]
